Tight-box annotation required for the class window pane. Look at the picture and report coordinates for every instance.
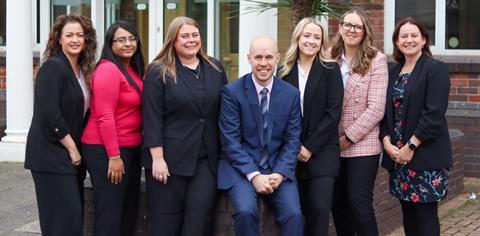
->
[164,0,208,51]
[51,0,91,24]
[105,0,149,62]
[446,0,480,49]
[0,0,5,46]
[395,0,435,45]
[216,0,239,82]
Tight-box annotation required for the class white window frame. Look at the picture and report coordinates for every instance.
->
[384,0,480,56]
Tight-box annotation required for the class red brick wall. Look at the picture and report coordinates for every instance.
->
[449,72,480,103]
[0,65,5,89]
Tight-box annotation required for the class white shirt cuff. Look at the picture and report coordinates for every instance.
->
[246,171,261,182]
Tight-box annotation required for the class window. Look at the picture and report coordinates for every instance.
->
[216,0,239,81]
[446,0,480,49]
[51,0,91,24]
[385,0,480,55]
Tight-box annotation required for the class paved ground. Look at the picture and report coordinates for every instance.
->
[1,162,479,236]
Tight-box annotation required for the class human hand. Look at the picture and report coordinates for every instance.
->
[398,145,414,165]
[297,145,312,163]
[108,156,124,184]
[339,136,351,151]
[152,157,170,184]
[68,148,82,166]
[267,173,284,190]
[252,174,274,194]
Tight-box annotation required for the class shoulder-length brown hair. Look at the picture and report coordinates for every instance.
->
[42,14,97,83]
[149,16,220,82]
[392,17,433,62]
[278,17,334,78]
[331,8,378,76]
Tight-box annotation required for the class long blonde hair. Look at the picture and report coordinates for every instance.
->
[279,17,333,78]
[331,8,377,76]
[149,16,220,82]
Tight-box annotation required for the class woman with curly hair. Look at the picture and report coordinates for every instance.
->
[25,14,97,236]
[81,20,145,236]
[330,8,388,236]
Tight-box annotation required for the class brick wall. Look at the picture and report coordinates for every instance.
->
[449,72,480,103]
[0,64,5,138]
[83,130,464,236]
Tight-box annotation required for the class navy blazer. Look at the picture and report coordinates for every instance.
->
[380,53,453,171]
[25,52,86,174]
[217,73,301,189]
[142,57,228,176]
[282,59,344,179]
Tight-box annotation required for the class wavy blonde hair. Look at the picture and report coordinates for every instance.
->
[331,8,378,76]
[149,16,220,82]
[279,17,334,78]
[41,14,97,86]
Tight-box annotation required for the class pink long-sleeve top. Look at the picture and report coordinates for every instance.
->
[81,60,143,157]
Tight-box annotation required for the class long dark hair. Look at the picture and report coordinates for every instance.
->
[99,21,145,92]
[42,14,97,85]
[392,17,433,62]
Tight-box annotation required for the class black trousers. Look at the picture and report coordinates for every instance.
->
[82,144,141,236]
[146,157,217,236]
[31,170,84,236]
[332,155,380,236]
[298,176,335,236]
[400,200,440,236]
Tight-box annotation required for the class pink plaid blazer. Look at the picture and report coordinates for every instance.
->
[339,52,388,158]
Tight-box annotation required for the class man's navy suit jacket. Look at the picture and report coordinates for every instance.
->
[217,73,301,189]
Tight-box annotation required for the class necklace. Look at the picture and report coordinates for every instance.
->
[183,64,201,79]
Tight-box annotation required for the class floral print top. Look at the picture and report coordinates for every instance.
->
[389,73,448,203]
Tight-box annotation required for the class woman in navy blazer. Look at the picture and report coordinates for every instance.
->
[280,17,343,236]
[24,14,97,236]
[380,17,452,236]
[142,16,227,236]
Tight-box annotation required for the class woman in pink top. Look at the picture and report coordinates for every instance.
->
[81,21,145,236]
[330,8,388,236]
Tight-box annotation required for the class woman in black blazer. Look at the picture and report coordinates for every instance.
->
[280,17,343,236]
[24,14,97,236]
[142,16,227,236]
[380,17,452,236]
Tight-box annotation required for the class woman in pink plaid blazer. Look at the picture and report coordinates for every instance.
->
[330,8,388,236]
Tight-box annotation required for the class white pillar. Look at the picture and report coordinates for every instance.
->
[0,0,33,161]
[238,0,277,76]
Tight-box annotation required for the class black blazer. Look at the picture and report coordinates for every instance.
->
[380,53,452,171]
[282,58,344,179]
[25,52,86,174]
[142,57,228,176]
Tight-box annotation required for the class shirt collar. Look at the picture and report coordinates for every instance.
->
[251,73,273,95]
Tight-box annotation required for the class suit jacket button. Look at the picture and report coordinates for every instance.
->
[355,99,359,103]
[200,118,204,122]
[54,128,59,132]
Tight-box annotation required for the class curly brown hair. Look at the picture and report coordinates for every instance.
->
[42,14,97,85]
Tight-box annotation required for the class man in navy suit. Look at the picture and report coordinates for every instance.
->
[218,36,303,236]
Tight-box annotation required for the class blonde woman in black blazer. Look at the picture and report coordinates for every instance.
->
[280,17,343,236]
[380,17,452,236]
[25,15,97,236]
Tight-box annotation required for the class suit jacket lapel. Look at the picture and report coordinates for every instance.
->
[343,71,359,103]
[402,53,427,110]
[267,77,281,146]
[303,58,323,118]
[175,56,206,117]
[244,74,265,147]
[202,59,214,115]
[60,52,84,116]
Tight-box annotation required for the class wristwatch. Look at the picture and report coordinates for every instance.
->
[406,140,417,151]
